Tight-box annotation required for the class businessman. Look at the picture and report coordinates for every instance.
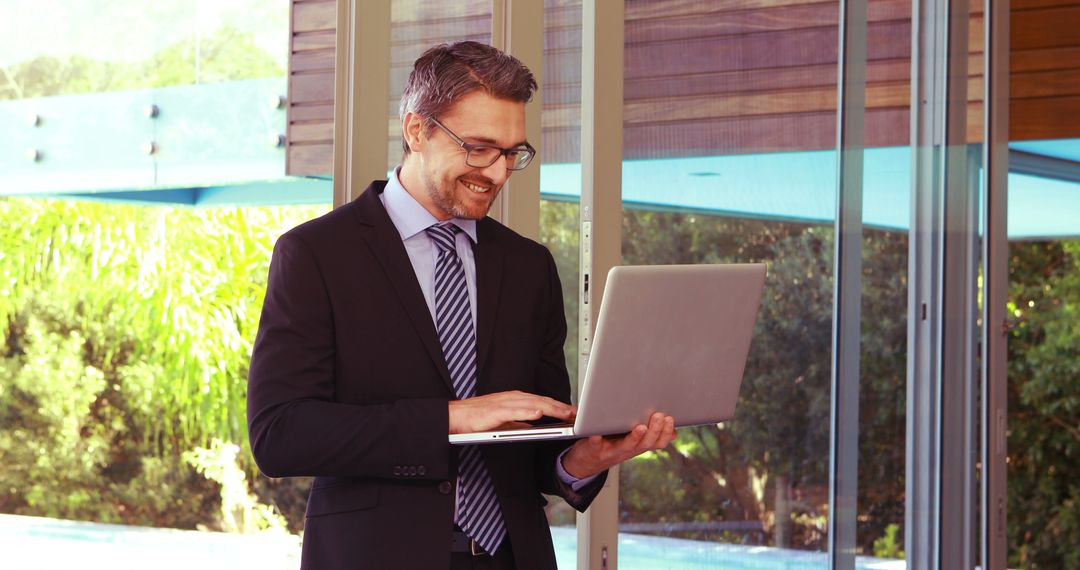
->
[247,41,676,569]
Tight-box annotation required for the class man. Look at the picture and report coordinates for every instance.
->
[247,41,676,569]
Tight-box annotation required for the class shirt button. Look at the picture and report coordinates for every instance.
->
[438,481,453,494]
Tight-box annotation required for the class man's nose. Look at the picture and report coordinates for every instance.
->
[478,154,512,185]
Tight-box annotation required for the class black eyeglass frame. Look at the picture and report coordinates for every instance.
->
[426,116,537,171]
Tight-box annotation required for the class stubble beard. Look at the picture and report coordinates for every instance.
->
[424,172,498,220]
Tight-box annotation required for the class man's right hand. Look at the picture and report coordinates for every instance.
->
[448,391,576,434]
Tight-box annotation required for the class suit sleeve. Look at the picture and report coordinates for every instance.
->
[531,248,608,511]
[246,232,450,481]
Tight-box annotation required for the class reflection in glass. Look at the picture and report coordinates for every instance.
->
[613,0,839,565]
[387,0,492,173]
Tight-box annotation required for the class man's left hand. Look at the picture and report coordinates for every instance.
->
[560,412,677,480]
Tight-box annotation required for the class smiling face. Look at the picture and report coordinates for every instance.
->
[399,90,527,220]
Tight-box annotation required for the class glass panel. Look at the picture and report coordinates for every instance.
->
[857,0,912,559]
[0,0,287,98]
[0,0,325,566]
[0,198,327,567]
[616,0,838,566]
[1006,175,1080,568]
[539,1,582,565]
[387,0,493,174]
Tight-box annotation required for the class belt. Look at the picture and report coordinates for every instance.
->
[451,528,489,556]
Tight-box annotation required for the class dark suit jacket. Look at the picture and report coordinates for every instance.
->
[247,181,607,569]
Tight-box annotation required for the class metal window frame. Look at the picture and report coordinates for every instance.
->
[906,0,987,566]
[576,1,624,569]
[827,0,867,565]
[981,0,1010,567]
[489,0,544,240]
[332,0,391,208]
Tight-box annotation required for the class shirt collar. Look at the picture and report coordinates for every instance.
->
[382,167,478,243]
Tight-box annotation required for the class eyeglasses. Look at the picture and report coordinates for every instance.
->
[426,116,536,171]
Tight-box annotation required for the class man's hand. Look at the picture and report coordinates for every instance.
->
[560,413,677,479]
[448,391,576,434]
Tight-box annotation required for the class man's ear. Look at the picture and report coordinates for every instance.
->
[403,112,426,153]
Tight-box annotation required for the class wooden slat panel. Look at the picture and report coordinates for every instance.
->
[624,59,910,102]
[1013,0,1079,11]
[391,0,489,22]
[1013,68,1080,98]
[289,71,335,105]
[1013,46,1080,72]
[623,82,911,125]
[290,121,334,143]
[294,30,336,51]
[627,27,837,79]
[294,1,336,33]
[288,142,334,177]
[623,112,838,157]
[1011,95,1080,140]
[625,4,839,43]
[292,49,335,73]
[392,15,490,43]
[541,126,581,164]
[1012,6,1080,50]
[290,103,335,122]
[626,0,839,21]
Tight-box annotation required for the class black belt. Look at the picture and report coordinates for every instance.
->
[451,527,489,556]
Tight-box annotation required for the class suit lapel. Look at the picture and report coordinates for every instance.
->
[473,218,503,391]
[350,184,454,392]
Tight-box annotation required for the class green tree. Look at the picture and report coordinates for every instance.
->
[1007,239,1080,569]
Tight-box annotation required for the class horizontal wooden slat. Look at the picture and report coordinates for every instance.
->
[625,4,839,43]
[391,0,489,22]
[1013,68,1080,98]
[391,15,490,44]
[290,121,334,143]
[625,59,910,102]
[626,0,839,21]
[1012,46,1080,72]
[294,1,336,33]
[291,48,335,73]
[289,103,335,122]
[1011,95,1080,140]
[1012,6,1080,50]
[1012,0,1079,11]
[289,71,335,105]
[288,142,334,177]
[624,112,838,156]
[294,30,336,51]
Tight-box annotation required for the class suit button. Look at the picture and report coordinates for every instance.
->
[393,466,402,476]
[418,466,426,476]
[438,481,453,494]
[408,466,417,476]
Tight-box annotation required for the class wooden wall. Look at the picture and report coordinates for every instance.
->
[287,0,336,177]
[1011,0,1080,141]
[286,0,1080,177]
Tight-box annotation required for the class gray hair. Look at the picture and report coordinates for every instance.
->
[399,41,538,155]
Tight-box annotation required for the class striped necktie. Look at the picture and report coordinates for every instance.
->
[425,222,506,554]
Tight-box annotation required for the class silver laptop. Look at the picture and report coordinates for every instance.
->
[449,263,767,445]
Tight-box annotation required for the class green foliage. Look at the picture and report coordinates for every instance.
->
[183,439,290,534]
[0,25,283,100]
[0,197,325,530]
[872,523,904,559]
[1007,239,1080,569]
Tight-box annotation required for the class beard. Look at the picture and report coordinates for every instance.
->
[423,171,500,220]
